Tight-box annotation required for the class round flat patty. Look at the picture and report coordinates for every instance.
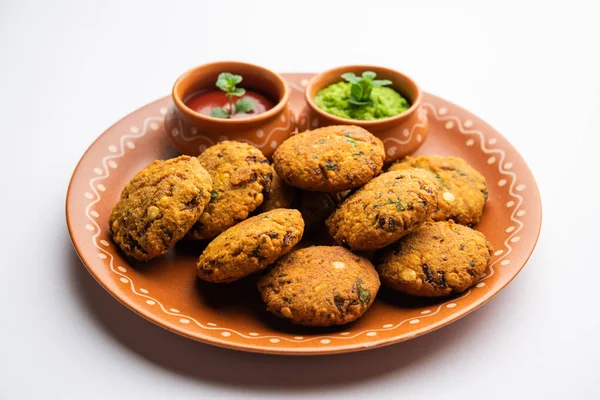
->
[188,141,272,240]
[326,168,439,251]
[109,155,212,261]
[197,209,304,283]
[377,220,492,296]
[388,155,488,225]
[258,246,380,326]
[273,125,385,192]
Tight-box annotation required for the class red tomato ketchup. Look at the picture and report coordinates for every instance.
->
[185,90,276,119]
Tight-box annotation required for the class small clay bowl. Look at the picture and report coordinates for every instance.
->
[164,61,295,158]
[299,65,428,163]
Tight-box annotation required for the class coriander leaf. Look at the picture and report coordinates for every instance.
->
[216,72,236,91]
[218,72,236,80]
[341,72,359,84]
[357,278,371,307]
[234,97,255,113]
[210,189,219,200]
[346,70,392,105]
[348,98,369,106]
[362,71,376,80]
[216,78,230,92]
[216,72,243,92]
[228,74,243,86]
[362,83,373,101]
[231,87,245,97]
[350,83,366,102]
[211,107,230,118]
[387,198,405,211]
[371,79,392,87]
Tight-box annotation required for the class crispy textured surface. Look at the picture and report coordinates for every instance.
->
[197,209,304,283]
[388,155,488,225]
[188,141,273,240]
[258,246,380,326]
[272,125,385,192]
[326,169,439,251]
[109,156,212,261]
[296,190,349,232]
[377,221,492,296]
[256,169,296,213]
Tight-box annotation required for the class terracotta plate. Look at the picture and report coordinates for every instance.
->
[66,73,542,355]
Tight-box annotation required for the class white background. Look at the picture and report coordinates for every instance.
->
[1,0,599,399]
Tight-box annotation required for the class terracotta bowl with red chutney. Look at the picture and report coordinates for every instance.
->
[164,61,295,158]
[298,65,429,163]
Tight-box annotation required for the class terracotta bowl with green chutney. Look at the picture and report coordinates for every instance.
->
[299,65,428,163]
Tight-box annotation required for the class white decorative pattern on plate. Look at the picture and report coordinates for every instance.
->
[175,108,294,151]
[82,84,526,346]
[382,107,428,153]
[240,114,293,149]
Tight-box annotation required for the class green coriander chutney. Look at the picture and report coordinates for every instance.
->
[315,82,410,120]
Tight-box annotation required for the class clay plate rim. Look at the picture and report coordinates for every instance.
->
[66,73,542,355]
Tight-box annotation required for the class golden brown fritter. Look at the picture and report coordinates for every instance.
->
[187,141,273,240]
[272,125,385,192]
[258,246,380,326]
[256,169,296,213]
[377,221,492,297]
[326,169,439,251]
[388,155,488,225]
[197,209,304,283]
[296,190,350,232]
[109,156,212,261]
